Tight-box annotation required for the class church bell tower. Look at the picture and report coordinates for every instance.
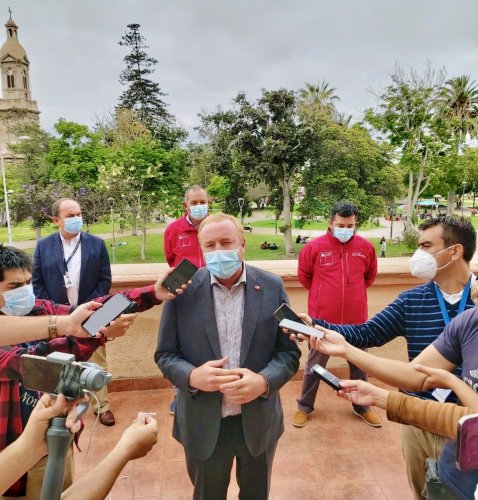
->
[0,10,40,154]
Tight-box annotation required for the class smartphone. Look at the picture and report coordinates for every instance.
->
[162,259,198,294]
[81,293,134,337]
[279,318,324,339]
[456,413,478,471]
[273,303,305,324]
[21,354,83,400]
[311,364,342,391]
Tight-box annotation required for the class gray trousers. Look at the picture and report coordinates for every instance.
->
[297,347,369,413]
[185,415,276,500]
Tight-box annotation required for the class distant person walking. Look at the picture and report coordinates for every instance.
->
[380,237,387,258]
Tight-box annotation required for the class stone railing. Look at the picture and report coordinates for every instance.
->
[105,257,473,391]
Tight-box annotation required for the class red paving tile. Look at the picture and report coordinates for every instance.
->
[74,381,414,499]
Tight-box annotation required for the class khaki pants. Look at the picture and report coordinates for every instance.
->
[400,424,446,500]
[88,345,110,414]
[2,445,74,499]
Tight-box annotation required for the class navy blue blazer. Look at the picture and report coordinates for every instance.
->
[32,231,112,305]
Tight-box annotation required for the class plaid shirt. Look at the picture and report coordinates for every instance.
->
[1,285,161,496]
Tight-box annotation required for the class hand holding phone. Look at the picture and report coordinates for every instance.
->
[81,294,134,337]
[273,303,306,324]
[162,259,198,295]
[311,364,342,391]
[456,413,478,471]
[279,319,324,339]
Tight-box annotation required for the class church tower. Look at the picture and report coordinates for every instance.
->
[0,10,40,155]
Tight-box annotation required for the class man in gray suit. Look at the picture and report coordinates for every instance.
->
[155,213,300,500]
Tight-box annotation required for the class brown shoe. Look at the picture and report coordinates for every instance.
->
[353,408,382,427]
[99,410,115,426]
[292,410,309,428]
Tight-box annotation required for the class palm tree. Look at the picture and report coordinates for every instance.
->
[437,75,478,214]
[298,80,340,118]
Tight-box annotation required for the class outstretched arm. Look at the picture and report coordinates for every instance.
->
[308,326,455,391]
[61,413,158,500]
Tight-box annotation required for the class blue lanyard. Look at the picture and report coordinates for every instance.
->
[434,279,472,325]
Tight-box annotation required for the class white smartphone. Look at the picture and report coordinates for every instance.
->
[279,318,324,339]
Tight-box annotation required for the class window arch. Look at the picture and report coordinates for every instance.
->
[7,69,14,88]
[22,71,27,89]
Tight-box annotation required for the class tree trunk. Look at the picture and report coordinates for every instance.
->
[447,191,455,216]
[405,170,414,228]
[140,216,146,261]
[131,213,138,236]
[282,177,294,256]
[35,226,41,240]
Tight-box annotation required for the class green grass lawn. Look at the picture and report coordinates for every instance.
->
[99,233,412,264]
[249,219,383,231]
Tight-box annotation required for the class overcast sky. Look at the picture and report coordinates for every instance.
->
[4,0,478,140]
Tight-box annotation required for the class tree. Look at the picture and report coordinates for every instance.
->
[8,124,72,238]
[98,109,188,260]
[118,24,185,148]
[206,175,230,208]
[365,65,446,226]
[436,75,478,212]
[298,80,339,119]
[199,89,314,255]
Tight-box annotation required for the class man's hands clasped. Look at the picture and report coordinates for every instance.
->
[188,356,268,404]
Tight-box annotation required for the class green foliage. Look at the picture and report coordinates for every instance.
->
[402,226,420,251]
[118,24,185,148]
[207,175,230,206]
[8,124,72,230]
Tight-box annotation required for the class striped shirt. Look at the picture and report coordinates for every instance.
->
[313,280,475,400]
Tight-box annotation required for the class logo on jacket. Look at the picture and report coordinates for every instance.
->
[178,233,191,247]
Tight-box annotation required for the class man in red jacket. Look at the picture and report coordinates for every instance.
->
[163,185,209,268]
[293,200,380,428]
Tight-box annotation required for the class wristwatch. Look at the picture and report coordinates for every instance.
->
[48,315,59,339]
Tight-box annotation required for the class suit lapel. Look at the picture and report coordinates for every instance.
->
[79,232,88,288]
[196,272,223,359]
[240,266,262,366]
[53,233,64,276]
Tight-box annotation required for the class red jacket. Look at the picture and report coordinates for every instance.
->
[298,231,377,323]
[163,214,204,268]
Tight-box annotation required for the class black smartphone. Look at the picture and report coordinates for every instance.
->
[162,258,198,294]
[81,293,134,337]
[311,364,342,391]
[273,303,305,324]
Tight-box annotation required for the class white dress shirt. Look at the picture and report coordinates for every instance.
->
[59,232,82,306]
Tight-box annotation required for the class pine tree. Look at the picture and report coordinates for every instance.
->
[118,24,185,147]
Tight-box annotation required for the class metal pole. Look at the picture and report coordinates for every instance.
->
[462,183,466,217]
[1,153,12,245]
[110,206,116,264]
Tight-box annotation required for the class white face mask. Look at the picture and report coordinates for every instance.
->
[409,247,454,280]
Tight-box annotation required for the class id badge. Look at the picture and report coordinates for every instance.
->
[63,273,73,288]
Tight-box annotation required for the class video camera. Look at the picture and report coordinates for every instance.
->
[21,351,112,400]
[20,352,112,500]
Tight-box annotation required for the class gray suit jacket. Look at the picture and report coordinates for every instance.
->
[155,265,300,460]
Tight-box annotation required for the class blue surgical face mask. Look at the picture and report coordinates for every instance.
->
[64,216,83,234]
[205,249,241,279]
[333,227,355,244]
[189,204,208,221]
[1,284,35,316]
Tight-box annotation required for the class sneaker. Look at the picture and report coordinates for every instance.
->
[292,410,310,428]
[169,396,176,415]
[352,408,382,427]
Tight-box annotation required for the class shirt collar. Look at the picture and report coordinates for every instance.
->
[210,263,247,287]
[59,231,81,246]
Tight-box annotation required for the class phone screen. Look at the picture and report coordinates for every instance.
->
[81,293,133,337]
[273,303,305,324]
[21,355,63,393]
[162,259,198,294]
